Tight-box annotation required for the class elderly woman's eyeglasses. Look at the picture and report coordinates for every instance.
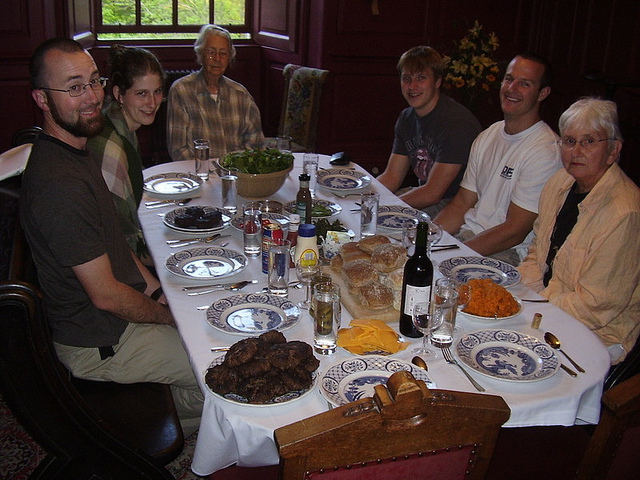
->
[204,48,229,58]
[557,137,611,150]
[38,77,108,97]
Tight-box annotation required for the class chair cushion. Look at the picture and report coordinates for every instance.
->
[305,445,475,480]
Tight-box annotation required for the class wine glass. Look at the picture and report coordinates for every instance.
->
[295,259,321,309]
[412,302,443,359]
[427,222,443,265]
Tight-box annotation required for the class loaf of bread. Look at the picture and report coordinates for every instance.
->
[342,259,378,288]
[356,235,391,253]
[358,281,394,310]
[370,243,407,273]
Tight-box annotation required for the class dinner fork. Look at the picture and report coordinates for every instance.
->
[442,347,485,392]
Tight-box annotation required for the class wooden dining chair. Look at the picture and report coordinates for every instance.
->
[574,372,640,480]
[275,370,511,480]
[276,64,329,152]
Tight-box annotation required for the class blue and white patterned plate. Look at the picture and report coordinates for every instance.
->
[205,354,317,406]
[319,356,435,407]
[438,256,521,287]
[317,168,371,192]
[456,329,559,382]
[230,212,290,231]
[163,205,231,234]
[284,199,342,219]
[205,293,301,336]
[165,247,246,279]
[143,172,202,197]
[376,205,422,231]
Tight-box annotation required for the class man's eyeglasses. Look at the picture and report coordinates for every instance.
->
[557,137,611,150]
[203,48,229,58]
[38,77,108,97]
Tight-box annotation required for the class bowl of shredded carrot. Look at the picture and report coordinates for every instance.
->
[459,278,522,321]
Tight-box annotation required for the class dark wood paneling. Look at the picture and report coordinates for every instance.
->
[254,0,298,52]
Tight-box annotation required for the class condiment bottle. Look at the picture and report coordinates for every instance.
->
[286,213,300,267]
[296,173,312,224]
[399,222,433,338]
[294,223,319,266]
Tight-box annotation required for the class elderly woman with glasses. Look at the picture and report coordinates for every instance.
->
[518,97,640,364]
[167,24,264,162]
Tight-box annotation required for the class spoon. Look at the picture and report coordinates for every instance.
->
[544,332,585,373]
[411,356,428,371]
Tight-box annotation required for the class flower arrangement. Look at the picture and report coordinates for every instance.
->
[443,21,500,110]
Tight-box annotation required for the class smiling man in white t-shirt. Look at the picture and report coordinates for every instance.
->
[434,52,562,265]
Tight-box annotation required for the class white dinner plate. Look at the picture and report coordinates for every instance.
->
[163,205,231,234]
[231,212,290,231]
[165,247,246,279]
[317,168,371,192]
[284,199,342,219]
[455,329,559,382]
[204,354,317,407]
[143,172,202,196]
[376,205,422,232]
[439,256,521,287]
[205,293,301,336]
[319,356,435,407]
[458,297,524,323]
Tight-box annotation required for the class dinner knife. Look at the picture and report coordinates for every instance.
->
[431,245,460,252]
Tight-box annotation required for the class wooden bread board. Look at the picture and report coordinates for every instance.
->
[324,266,400,324]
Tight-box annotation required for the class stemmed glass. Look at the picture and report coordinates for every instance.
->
[295,259,321,309]
[427,222,443,265]
[411,301,443,359]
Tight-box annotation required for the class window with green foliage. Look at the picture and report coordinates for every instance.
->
[97,0,251,41]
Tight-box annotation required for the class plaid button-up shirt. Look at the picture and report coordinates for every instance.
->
[166,69,264,161]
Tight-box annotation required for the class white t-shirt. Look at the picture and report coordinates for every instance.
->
[460,120,561,260]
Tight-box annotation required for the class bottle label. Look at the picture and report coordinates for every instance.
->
[298,248,318,266]
[403,285,432,316]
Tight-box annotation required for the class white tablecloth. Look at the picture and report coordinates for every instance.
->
[139,154,610,476]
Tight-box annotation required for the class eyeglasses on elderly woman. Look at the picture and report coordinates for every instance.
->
[556,137,613,150]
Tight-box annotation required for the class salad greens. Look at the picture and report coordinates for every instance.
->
[221,148,294,174]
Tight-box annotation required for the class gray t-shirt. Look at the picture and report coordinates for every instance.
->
[20,134,146,347]
[392,94,481,199]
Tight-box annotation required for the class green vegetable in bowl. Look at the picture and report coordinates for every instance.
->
[221,148,294,174]
[310,204,333,217]
[313,218,347,242]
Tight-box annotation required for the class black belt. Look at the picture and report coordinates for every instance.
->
[98,346,115,360]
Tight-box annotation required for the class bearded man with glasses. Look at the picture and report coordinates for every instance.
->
[167,24,264,161]
[518,97,640,365]
[20,38,203,435]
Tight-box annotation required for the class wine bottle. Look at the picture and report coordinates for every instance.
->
[399,221,433,337]
[296,173,312,224]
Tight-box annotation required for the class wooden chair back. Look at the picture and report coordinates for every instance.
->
[575,372,640,480]
[0,281,179,479]
[278,64,329,152]
[275,370,511,480]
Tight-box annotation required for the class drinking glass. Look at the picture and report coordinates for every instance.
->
[295,259,321,309]
[431,279,459,347]
[220,167,238,214]
[193,139,210,181]
[402,220,417,256]
[303,153,319,197]
[242,205,262,257]
[268,240,291,296]
[312,283,341,355]
[412,301,442,359]
[276,135,292,154]
[360,191,380,238]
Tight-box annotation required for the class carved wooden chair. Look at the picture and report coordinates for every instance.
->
[575,372,640,480]
[275,370,510,480]
[277,64,329,152]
